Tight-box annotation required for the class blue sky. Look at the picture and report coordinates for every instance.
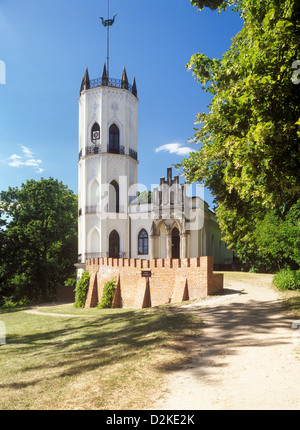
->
[0,0,243,209]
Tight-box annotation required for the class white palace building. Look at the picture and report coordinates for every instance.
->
[77,63,234,270]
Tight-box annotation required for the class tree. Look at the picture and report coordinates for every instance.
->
[177,0,300,270]
[190,0,235,11]
[255,200,300,271]
[0,178,78,303]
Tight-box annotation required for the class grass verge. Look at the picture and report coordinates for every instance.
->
[278,289,300,319]
[0,303,202,410]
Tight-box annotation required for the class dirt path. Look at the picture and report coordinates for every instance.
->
[152,273,300,410]
[24,306,96,318]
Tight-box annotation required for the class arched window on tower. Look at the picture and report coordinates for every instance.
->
[88,228,100,259]
[138,229,148,255]
[91,122,100,142]
[88,179,99,213]
[109,124,120,153]
[109,180,119,213]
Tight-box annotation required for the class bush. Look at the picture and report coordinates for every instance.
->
[64,274,77,288]
[0,297,30,309]
[273,269,300,291]
[97,278,117,309]
[74,271,90,308]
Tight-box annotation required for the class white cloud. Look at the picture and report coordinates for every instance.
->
[8,158,23,167]
[21,145,34,158]
[24,158,42,167]
[9,154,22,160]
[7,145,44,173]
[155,142,196,156]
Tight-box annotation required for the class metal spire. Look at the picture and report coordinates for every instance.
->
[99,0,117,77]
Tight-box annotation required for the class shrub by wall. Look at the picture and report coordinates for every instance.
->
[74,270,90,308]
[97,278,117,309]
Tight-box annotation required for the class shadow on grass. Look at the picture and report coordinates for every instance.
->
[0,307,202,390]
[0,305,33,314]
[282,295,300,318]
[1,291,296,391]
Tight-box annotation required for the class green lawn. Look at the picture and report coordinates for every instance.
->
[1,272,299,410]
[278,290,300,319]
[0,303,203,410]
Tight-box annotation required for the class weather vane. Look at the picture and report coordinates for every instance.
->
[99,0,117,77]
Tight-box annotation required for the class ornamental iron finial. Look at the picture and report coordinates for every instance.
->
[99,14,117,27]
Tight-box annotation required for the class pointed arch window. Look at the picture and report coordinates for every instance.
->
[89,228,100,254]
[91,122,100,142]
[109,180,119,213]
[138,229,148,255]
[109,230,120,258]
[109,124,120,153]
[171,227,180,259]
[88,179,99,212]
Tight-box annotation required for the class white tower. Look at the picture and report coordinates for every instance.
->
[77,64,139,264]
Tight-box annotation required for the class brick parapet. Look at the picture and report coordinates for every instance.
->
[84,256,223,309]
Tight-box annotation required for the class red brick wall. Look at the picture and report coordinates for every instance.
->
[85,256,223,309]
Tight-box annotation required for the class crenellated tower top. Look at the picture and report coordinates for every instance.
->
[80,64,137,98]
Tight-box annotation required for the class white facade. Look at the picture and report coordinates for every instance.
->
[78,66,138,263]
[77,66,234,268]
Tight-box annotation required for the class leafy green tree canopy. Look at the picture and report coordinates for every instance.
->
[176,0,300,270]
[190,0,236,11]
[181,0,299,209]
[0,178,78,303]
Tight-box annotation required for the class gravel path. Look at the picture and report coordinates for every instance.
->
[152,273,300,410]
[24,304,96,318]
